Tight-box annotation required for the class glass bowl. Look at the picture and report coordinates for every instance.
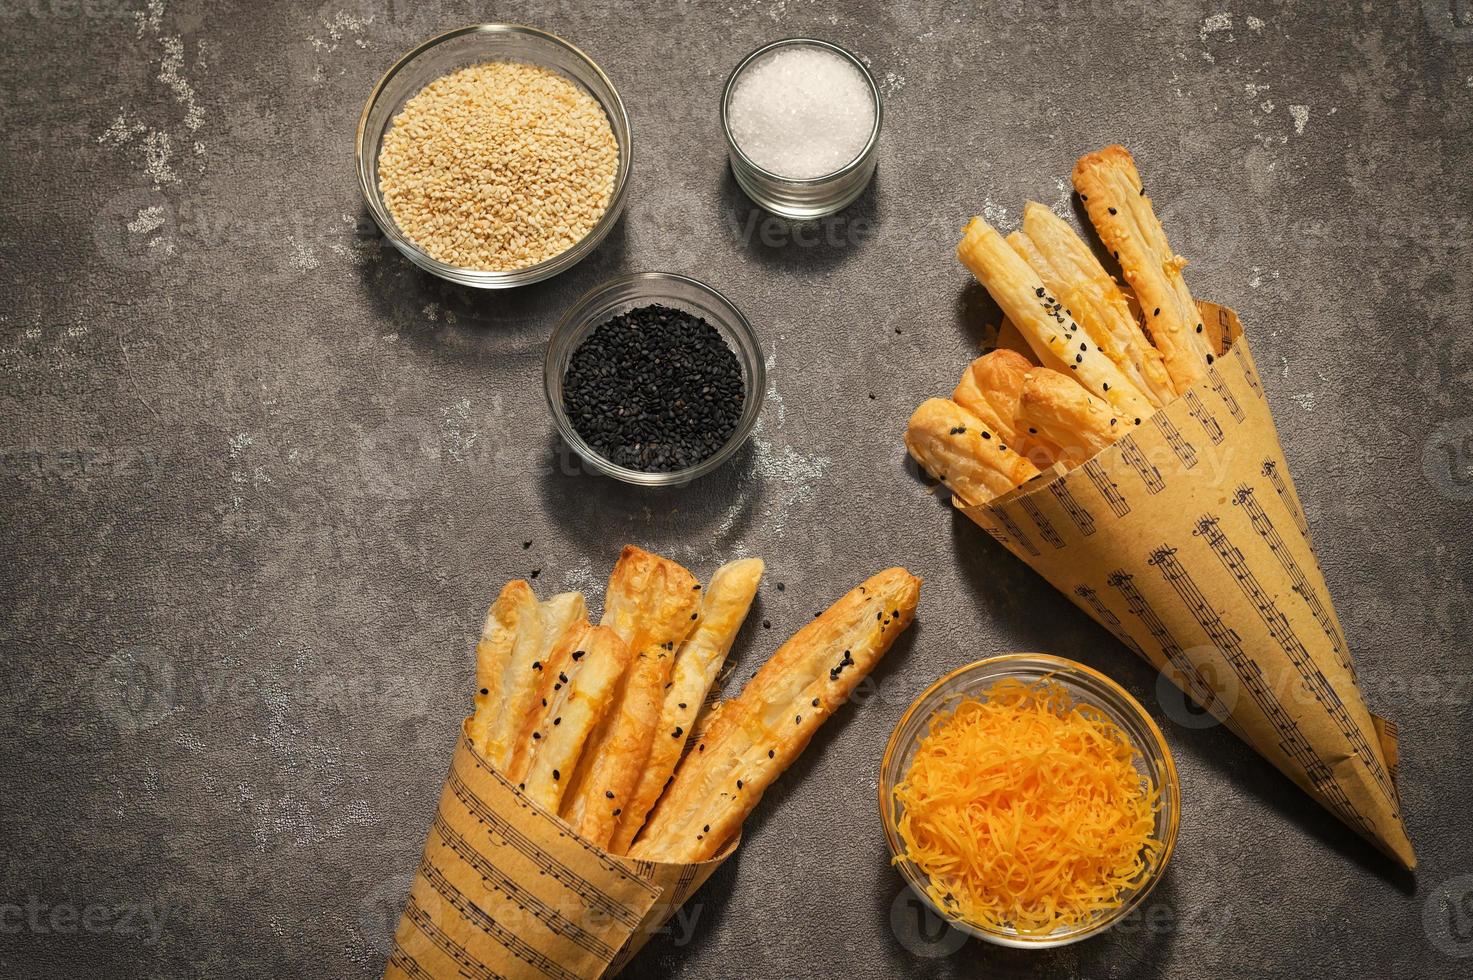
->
[355,24,632,288]
[544,272,765,486]
[879,653,1180,949]
[721,38,883,219]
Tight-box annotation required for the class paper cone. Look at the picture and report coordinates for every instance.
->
[960,302,1414,868]
[385,721,733,980]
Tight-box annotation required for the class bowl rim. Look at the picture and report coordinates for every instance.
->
[720,36,884,185]
[355,23,633,288]
[543,271,766,486]
[879,652,1181,948]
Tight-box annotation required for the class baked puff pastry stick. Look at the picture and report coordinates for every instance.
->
[1018,367,1127,467]
[953,349,1061,470]
[516,625,632,813]
[630,567,922,863]
[957,216,1157,428]
[1009,202,1177,405]
[469,581,543,768]
[503,596,590,784]
[906,398,1042,507]
[562,546,701,849]
[609,558,765,854]
[1072,145,1214,391]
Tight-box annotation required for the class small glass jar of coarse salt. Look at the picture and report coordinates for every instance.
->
[721,38,882,219]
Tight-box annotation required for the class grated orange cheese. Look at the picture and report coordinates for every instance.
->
[892,676,1162,935]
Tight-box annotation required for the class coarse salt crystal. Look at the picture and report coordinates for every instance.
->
[727,45,875,180]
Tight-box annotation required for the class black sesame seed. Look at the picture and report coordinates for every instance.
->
[1196,323,1204,333]
[1153,307,1161,316]
[552,769,560,780]
[768,749,775,758]
[613,808,621,816]
[1080,342,1087,351]
[532,661,542,671]
[562,304,746,472]
[981,431,991,440]
[691,612,698,620]
[776,582,785,592]
[1206,353,1215,364]
[559,672,568,684]
[530,569,540,579]
[672,726,683,738]
[572,650,585,661]
[737,779,744,789]
[795,715,802,724]
[812,698,820,707]
[522,540,532,549]
[1035,287,1045,297]
[533,732,541,740]
[1134,417,1142,425]
[553,717,561,726]
[606,790,615,799]
[479,687,488,696]
[1108,207,1118,215]
[703,824,711,833]
[762,619,771,629]
[678,702,687,710]
[1103,383,1110,391]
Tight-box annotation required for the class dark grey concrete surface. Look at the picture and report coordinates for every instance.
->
[2,1,1471,978]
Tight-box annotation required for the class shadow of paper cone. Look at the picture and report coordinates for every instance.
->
[961,302,1415,870]
[385,722,735,979]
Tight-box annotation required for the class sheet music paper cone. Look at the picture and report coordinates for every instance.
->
[385,722,734,979]
[960,302,1414,869]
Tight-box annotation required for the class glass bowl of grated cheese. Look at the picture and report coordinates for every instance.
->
[879,653,1180,948]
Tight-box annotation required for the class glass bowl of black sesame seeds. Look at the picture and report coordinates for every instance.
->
[545,272,765,485]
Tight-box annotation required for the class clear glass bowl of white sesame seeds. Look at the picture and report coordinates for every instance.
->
[356,24,633,288]
[722,38,883,219]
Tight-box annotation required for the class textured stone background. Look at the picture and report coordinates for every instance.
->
[3,1,1471,977]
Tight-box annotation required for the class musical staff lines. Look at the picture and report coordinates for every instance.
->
[1153,413,1198,470]
[1261,460,1311,542]
[1083,459,1130,517]
[1207,365,1245,422]
[1147,543,1375,839]
[1184,389,1225,445]
[1105,568,1231,731]
[402,893,502,980]
[387,948,438,980]
[994,507,1040,557]
[1019,496,1065,549]
[1192,517,1399,813]
[1074,584,1147,660]
[432,813,616,961]
[1048,481,1095,535]
[1118,436,1166,494]
[1234,344,1263,398]
[419,857,586,980]
[447,767,649,928]
[1233,485,1353,677]
[463,739,659,892]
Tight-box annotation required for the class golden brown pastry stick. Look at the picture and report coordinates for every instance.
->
[1017,367,1126,466]
[503,594,589,784]
[519,626,631,813]
[1010,202,1176,405]
[953,350,1061,469]
[630,567,922,863]
[957,216,1157,426]
[1072,145,1214,391]
[905,398,1041,506]
[469,581,543,768]
[561,547,700,848]
[609,558,764,854]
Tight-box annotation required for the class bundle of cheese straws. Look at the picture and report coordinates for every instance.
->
[388,546,920,979]
[906,146,1415,868]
